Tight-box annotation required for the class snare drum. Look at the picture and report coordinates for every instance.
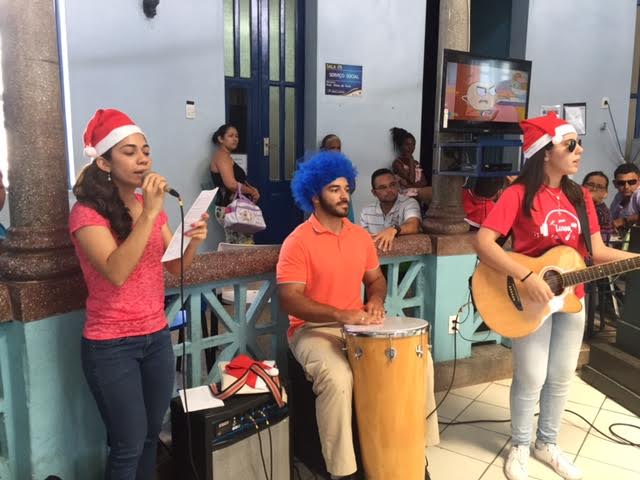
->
[343,316,430,480]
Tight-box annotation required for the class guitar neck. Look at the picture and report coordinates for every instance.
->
[561,256,640,286]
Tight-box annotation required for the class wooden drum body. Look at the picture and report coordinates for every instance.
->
[344,317,430,480]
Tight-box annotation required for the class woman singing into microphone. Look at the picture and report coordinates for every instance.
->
[69,109,208,479]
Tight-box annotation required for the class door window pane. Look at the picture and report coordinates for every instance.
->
[269,86,281,181]
[284,0,296,82]
[224,0,235,77]
[228,88,249,155]
[285,88,296,180]
[239,0,251,78]
[269,0,280,81]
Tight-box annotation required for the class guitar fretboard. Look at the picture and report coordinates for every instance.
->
[561,256,640,287]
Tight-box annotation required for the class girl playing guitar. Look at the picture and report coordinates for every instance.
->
[474,113,638,480]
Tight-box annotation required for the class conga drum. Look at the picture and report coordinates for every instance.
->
[343,316,430,480]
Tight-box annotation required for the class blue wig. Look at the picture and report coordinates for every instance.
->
[291,151,358,213]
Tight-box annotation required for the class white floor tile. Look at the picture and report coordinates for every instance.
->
[554,422,590,455]
[426,445,489,480]
[591,409,640,445]
[566,380,606,408]
[479,464,551,480]
[450,382,492,400]
[575,456,640,480]
[561,401,600,429]
[475,383,511,409]
[455,400,512,436]
[438,423,510,463]
[494,377,512,387]
[478,465,508,480]
[434,392,474,423]
[578,432,640,472]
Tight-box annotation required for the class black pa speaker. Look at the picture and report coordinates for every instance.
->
[171,393,290,480]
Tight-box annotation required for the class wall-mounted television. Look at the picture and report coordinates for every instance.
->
[440,49,532,134]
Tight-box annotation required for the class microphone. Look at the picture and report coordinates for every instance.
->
[142,172,181,199]
[164,185,181,199]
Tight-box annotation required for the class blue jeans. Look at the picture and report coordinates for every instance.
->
[81,328,175,480]
[510,305,585,446]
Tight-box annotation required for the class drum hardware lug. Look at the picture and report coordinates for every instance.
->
[416,344,424,358]
[385,347,397,361]
[354,347,364,360]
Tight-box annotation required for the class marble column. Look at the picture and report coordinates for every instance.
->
[423,0,470,235]
[0,0,84,319]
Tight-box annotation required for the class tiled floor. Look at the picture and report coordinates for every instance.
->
[294,374,640,479]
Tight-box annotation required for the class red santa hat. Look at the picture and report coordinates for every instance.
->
[82,108,144,158]
[520,112,576,159]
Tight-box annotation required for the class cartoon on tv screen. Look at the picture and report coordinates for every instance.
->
[444,61,529,124]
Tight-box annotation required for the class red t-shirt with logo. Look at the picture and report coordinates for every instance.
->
[481,184,600,298]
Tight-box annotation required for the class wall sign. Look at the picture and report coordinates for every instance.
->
[325,63,363,96]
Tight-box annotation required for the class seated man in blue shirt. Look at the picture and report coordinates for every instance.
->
[360,168,421,252]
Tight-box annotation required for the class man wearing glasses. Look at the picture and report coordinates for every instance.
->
[609,163,640,231]
[360,168,421,252]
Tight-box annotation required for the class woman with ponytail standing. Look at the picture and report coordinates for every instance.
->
[70,109,208,479]
[210,124,260,244]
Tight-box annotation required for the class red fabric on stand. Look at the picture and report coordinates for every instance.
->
[224,354,272,388]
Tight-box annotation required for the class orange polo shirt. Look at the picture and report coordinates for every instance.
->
[276,214,380,337]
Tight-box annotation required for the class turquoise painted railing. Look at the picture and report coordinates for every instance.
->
[0,330,12,480]
[165,271,288,387]
[166,253,503,387]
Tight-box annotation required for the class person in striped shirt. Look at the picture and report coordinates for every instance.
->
[360,168,421,252]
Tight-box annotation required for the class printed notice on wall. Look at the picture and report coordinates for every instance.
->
[325,63,363,96]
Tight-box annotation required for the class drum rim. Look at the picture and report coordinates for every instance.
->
[343,323,430,338]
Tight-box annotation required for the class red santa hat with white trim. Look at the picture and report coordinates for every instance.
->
[520,112,576,160]
[82,108,144,158]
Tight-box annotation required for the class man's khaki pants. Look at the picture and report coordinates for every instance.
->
[289,324,440,476]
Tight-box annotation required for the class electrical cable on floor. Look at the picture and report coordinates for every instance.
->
[434,296,640,450]
[440,410,640,448]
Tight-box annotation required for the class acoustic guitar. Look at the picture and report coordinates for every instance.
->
[471,245,640,338]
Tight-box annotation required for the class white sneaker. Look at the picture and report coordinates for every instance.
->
[533,441,583,480]
[505,444,530,480]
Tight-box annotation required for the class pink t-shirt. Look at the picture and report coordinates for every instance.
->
[69,197,169,340]
[482,184,600,298]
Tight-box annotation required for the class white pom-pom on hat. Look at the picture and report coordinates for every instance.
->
[83,146,98,158]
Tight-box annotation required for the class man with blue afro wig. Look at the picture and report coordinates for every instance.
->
[276,150,389,479]
[291,151,358,214]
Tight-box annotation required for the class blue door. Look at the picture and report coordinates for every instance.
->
[224,0,304,244]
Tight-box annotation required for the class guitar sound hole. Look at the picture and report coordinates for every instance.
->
[542,270,564,296]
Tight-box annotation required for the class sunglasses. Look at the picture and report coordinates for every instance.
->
[614,179,638,188]
[565,138,582,152]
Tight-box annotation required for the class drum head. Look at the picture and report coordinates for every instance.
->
[343,316,429,337]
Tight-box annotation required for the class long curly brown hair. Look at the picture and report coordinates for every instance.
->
[72,150,133,241]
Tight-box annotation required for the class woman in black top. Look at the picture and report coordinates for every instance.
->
[210,124,260,244]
